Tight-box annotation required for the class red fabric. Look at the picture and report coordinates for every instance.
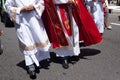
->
[42,0,69,48]
[42,0,102,48]
[73,0,102,46]
[101,0,105,3]
[104,6,107,13]
[59,7,72,36]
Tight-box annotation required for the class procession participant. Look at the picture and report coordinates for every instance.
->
[42,0,102,69]
[5,0,51,79]
[103,0,112,30]
[0,0,6,23]
[0,29,3,55]
[86,0,104,35]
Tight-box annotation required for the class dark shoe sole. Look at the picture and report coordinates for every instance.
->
[62,57,69,69]
[28,70,36,79]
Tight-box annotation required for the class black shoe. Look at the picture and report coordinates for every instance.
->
[35,66,40,74]
[28,69,36,79]
[0,49,3,55]
[39,59,50,69]
[79,42,86,47]
[46,58,51,63]
[62,57,69,69]
[100,33,103,36]
[27,64,36,79]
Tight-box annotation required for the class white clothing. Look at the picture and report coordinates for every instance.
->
[105,0,109,8]
[53,0,74,4]
[52,0,80,57]
[5,0,51,66]
[86,0,104,33]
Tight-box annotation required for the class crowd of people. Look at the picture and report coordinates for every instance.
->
[0,0,113,79]
[85,0,112,34]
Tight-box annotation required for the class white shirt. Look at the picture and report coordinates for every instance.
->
[53,0,74,4]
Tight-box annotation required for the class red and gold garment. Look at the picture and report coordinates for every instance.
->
[42,0,102,48]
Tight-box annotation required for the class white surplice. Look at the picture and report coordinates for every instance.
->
[86,0,104,33]
[5,0,51,66]
[51,0,80,57]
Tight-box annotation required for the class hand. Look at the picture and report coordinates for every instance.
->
[28,4,34,10]
[21,4,34,12]
[68,0,73,4]
[68,0,74,8]
[102,3,106,8]
[0,30,3,36]
[93,0,97,2]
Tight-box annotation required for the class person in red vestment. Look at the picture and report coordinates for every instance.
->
[42,0,102,69]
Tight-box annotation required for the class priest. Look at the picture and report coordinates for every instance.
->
[42,0,102,69]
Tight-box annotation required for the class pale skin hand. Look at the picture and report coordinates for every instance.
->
[0,30,3,36]
[93,0,97,2]
[68,0,73,3]
[68,0,75,8]
[21,4,34,12]
[102,3,106,8]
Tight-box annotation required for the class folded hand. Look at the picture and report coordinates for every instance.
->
[21,4,34,12]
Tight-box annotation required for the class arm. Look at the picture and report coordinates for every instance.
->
[5,0,21,24]
[5,0,45,24]
[20,0,45,18]
[21,4,35,12]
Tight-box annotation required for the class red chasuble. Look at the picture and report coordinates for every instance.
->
[42,0,69,48]
[42,0,102,48]
[73,0,102,46]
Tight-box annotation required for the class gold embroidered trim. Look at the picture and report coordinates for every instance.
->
[19,40,50,51]
[64,20,70,29]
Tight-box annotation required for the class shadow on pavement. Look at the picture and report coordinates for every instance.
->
[16,48,101,71]
[50,48,101,65]
[79,48,101,59]
[16,60,27,71]
[17,59,51,72]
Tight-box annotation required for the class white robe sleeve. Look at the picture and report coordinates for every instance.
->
[33,0,45,18]
[5,0,22,25]
[5,0,45,24]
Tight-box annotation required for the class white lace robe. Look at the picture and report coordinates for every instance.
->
[5,0,51,66]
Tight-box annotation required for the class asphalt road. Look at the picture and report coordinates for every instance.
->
[0,13,120,80]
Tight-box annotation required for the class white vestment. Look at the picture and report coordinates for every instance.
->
[51,0,80,57]
[5,0,51,66]
[105,0,109,8]
[86,0,104,33]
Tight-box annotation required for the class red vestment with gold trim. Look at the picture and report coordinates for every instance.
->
[42,0,102,48]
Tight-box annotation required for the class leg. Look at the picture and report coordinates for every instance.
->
[61,56,69,69]
[104,13,112,30]
[25,55,37,79]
